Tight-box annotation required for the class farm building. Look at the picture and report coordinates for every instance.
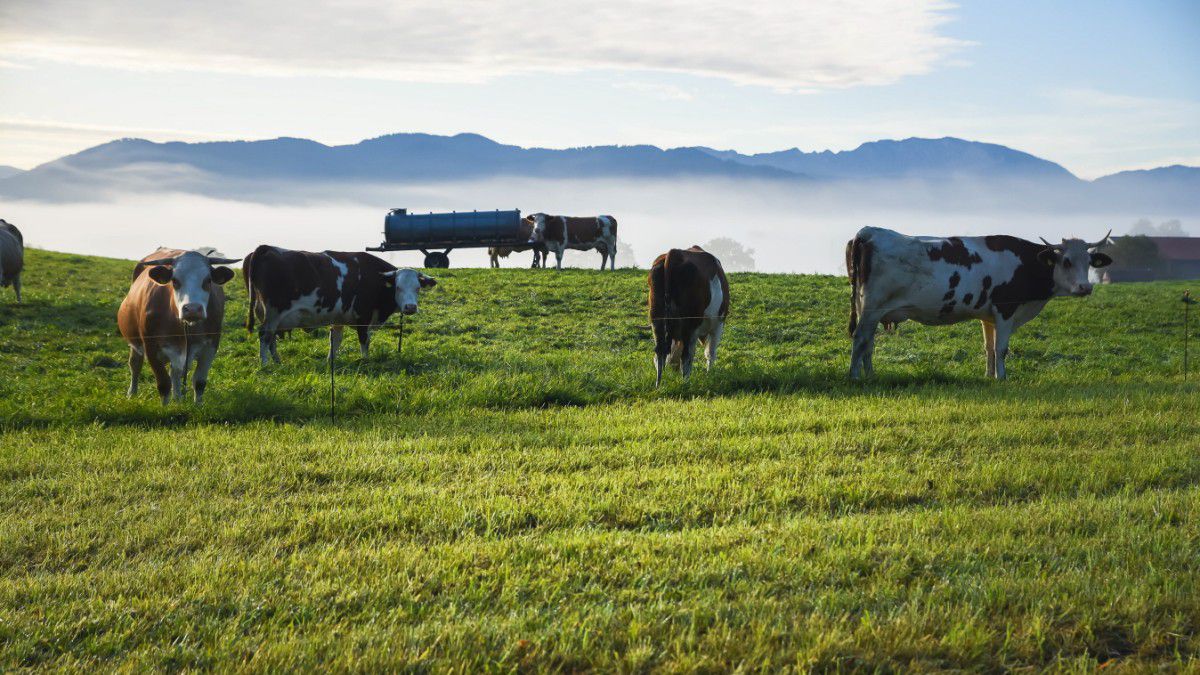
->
[1100,235,1200,283]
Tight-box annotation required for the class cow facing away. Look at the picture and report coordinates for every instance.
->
[0,219,24,303]
[648,246,730,386]
[244,245,436,365]
[527,213,618,270]
[846,226,1113,380]
[117,248,240,404]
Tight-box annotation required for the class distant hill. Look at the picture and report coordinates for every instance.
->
[695,137,1078,181]
[0,133,792,201]
[0,165,23,180]
[0,132,1195,211]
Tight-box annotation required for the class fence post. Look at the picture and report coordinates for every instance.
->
[1185,291,1194,382]
[397,314,405,355]
[329,352,336,423]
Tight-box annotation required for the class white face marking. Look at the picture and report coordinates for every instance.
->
[1049,239,1097,297]
[529,214,547,243]
[165,252,215,324]
[391,268,425,314]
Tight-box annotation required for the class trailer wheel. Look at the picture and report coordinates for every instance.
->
[424,251,451,268]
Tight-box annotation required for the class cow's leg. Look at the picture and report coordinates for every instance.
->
[147,351,172,405]
[680,331,700,380]
[127,346,144,397]
[599,248,607,271]
[704,321,725,371]
[356,326,371,359]
[269,332,281,364]
[165,345,187,402]
[12,274,21,303]
[652,320,670,387]
[610,245,616,271]
[850,310,884,379]
[981,320,997,378]
[192,342,218,404]
[993,322,1014,380]
[328,325,345,363]
[554,247,564,271]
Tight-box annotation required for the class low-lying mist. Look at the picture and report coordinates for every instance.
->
[3,176,1192,274]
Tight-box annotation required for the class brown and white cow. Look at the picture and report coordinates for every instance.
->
[117,248,240,404]
[244,245,436,365]
[527,213,618,270]
[488,245,547,268]
[0,219,23,303]
[846,226,1113,380]
[648,246,730,386]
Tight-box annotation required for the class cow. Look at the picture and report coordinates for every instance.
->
[117,248,240,404]
[527,213,618,270]
[846,226,1113,380]
[0,219,23,303]
[488,245,547,269]
[244,245,437,365]
[648,246,730,386]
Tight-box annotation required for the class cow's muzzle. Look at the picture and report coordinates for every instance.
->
[401,304,418,315]
[180,303,206,323]
[1072,284,1094,297]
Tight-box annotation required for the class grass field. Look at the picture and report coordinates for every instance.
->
[1,247,1198,671]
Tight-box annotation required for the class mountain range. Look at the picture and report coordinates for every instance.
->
[1,133,1196,210]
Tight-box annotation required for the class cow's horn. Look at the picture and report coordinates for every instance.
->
[205,256,242,265]
[1087,229,1113,250]
[1038,237,1061,250]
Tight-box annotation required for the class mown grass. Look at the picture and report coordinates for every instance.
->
[0,248,1197,671]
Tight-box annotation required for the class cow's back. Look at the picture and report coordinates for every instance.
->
[0,221,23,282]
[649,246,727,331]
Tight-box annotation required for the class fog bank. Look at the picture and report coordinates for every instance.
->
[3,177,1192,273]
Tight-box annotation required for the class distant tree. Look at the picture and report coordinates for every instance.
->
[702,237,756,272]
[1107,235,1162,271]
[560,239,638,269]
[1129,218,1190,237]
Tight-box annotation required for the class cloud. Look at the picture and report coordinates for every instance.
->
[0,0,966,90]
[612,81,695,101]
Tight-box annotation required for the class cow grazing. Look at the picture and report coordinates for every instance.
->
[244,245,436,365]
[117,248,240,404]
[648,246,730,386]
[846,226,1113,380]
[527,213,618,270]
[0,219,23,303]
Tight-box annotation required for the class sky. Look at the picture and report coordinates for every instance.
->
[1,0,1197,179]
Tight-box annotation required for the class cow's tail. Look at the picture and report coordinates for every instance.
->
[243,246,259,332]
[846,235,864,337]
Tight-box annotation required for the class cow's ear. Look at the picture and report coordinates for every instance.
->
[148,265,173,285]
[211,266,235,285]
[1090,252,1113,268]
[1036,248,1059,268]
[418,273,438,289]
[381,270,397,287]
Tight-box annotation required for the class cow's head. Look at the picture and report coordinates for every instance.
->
[383,268,437,315]
[1037,230,1113,297]
[145,250,240,323]
[526,213,548,244]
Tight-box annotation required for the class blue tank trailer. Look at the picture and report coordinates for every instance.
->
[368,208,536,268]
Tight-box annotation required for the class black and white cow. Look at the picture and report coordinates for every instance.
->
[244,245,436,365]
[0,219,24,303]
[846,226,1113,379]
